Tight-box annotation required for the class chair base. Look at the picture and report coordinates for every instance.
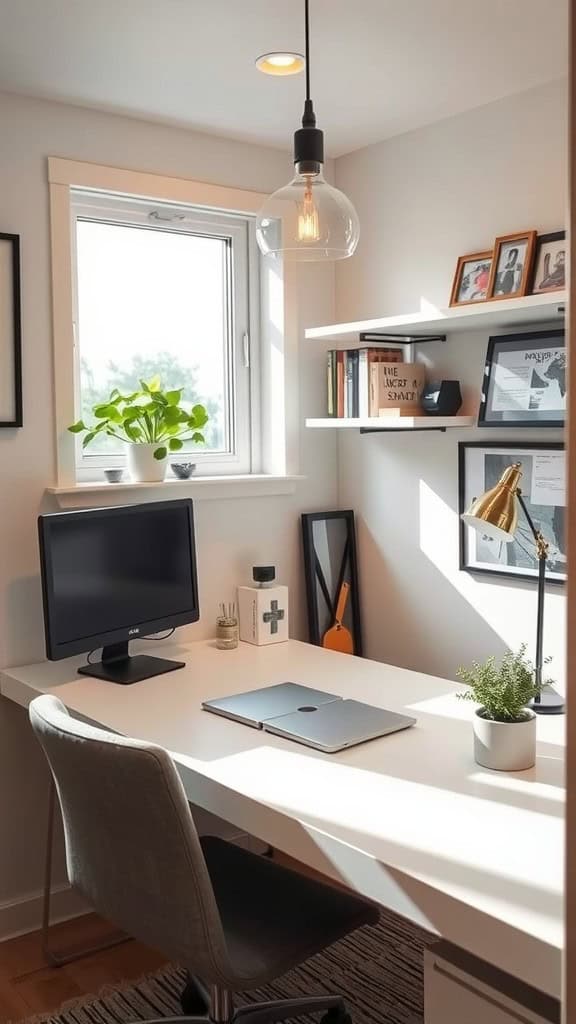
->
[179,977,351,1024]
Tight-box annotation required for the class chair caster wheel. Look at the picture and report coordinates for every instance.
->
[320,1009,352,1024]
[180,976,207,1015]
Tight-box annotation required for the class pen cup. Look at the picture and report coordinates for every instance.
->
[216,615,239,650]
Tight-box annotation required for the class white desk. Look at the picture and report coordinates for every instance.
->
[0,640,564,999]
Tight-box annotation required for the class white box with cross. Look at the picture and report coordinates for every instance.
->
[237,584,289,645]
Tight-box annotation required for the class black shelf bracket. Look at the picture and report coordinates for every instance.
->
[359,426,447,434]
[359,331,447,345]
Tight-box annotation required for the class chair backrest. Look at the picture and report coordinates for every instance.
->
[30,694,232,984]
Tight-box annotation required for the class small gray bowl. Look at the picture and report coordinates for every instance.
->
[171,462,196,480]
[104,468,124,483]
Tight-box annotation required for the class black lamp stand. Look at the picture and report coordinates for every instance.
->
[517,492,565,715]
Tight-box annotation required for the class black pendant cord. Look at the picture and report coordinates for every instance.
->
[294,0,324,168]
[305,0,311,103]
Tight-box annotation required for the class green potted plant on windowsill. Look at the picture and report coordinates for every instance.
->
[69,376,209,483]
[457,645,545,771]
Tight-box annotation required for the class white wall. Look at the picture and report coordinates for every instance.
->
[334,80,567,684]
[0,91,337,934]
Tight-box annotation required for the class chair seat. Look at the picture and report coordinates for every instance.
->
[200,836,379,987]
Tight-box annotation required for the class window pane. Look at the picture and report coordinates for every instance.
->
[76,219,229,456]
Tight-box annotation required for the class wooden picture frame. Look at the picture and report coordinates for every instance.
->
[449,249,494,307]
[0,233,22,427]
[531,230,566,294]
[459,441,566,585]
[301,510,363,655]
[487,230,536,300]
[478,328,565,428]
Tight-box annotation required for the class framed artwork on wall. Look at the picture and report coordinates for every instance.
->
[478,329,565,428]
[301,510,363,655]
[449,250,493,307]
[531,231,566,294]
[459,441,566,585]
[0,233,22,427]
[487,230,536,300]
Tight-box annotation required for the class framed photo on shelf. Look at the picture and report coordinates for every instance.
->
[531,231,566,294]
[459,441,566,585]
[0,233,22,427]
[449,250,493,307]
[487,230,536,300]
[478,329,565,428]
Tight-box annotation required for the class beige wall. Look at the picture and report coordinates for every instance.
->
[334,80,567,683]
[0,91,337,934]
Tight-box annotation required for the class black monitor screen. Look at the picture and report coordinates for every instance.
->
[39,500,199,659]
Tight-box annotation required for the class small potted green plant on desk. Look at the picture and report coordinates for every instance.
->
[457,644,545,771]
[69,376,209,482]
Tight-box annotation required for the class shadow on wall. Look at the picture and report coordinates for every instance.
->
[358,519,510,681]
[5,573,46,667]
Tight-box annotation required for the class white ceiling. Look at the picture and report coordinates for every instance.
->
[0,0,567,157]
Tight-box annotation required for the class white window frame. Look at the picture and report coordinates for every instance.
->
[70,191,259,480]
[48,157,300,495]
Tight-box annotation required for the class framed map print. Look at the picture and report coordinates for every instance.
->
[459,442,566,585]
[478,329,565,428]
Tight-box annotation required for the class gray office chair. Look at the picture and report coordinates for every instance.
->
[29,695,379,1024]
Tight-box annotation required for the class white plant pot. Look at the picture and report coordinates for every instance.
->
[473,708,537,772]
[127,443,167,483]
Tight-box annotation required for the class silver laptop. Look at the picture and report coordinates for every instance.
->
[202,682,341,728]
[202,682,416,752]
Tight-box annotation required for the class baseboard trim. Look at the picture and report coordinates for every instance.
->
[0,884,88,942]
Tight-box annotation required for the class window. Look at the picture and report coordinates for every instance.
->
[71,191,259,478]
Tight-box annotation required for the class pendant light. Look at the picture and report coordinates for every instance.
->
[256,0,360,262]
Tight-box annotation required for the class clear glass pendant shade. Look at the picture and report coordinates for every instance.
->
[256,168,360,262]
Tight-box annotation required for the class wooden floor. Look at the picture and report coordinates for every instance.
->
[0,914,168,1024]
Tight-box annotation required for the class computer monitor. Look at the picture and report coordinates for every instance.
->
[38,499,199,685]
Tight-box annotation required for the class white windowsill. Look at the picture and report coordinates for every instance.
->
[47,475,305,509]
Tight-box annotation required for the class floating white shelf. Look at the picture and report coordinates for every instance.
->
[305,291,566,342]
[305,415,475,431]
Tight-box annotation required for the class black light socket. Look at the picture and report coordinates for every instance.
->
[293,99,324,174]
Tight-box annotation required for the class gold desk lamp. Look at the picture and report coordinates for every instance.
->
[462,462,564,715]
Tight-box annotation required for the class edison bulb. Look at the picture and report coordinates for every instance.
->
[256,168,359,262]
[297,176,320,241]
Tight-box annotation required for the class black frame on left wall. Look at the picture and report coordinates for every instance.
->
[0,233,22,428]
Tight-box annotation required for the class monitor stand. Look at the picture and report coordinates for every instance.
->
[78,641,185,685]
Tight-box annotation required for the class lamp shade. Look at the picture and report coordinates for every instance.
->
[256,169,360,262]
[461,463,522,544]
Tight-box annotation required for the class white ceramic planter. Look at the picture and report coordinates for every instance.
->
[473,708,536,771]
[127,443,167,483]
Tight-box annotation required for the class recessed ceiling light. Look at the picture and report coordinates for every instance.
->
[255,52,305,76]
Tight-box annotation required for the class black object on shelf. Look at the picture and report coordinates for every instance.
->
[421,380,463,416]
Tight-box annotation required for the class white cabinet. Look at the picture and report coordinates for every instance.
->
[425,944,559,1024]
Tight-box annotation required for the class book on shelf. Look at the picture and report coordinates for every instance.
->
[369,362,426,417]
[327,347,404,418]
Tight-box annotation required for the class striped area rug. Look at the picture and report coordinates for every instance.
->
[32,910,435,1024]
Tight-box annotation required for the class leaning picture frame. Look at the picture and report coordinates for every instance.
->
[458,441,566,585]
[301,510,363,655]
[486,230,536,300]
[478,329,565,428]
[0,233,22,427]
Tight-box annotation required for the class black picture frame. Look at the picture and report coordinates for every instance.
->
[0,233,22,427]
[478,329,565,429]
[458,441,566,585]
[301,510,363,655]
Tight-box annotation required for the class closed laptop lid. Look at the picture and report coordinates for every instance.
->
[202,682,341,728]
[263,699,416,753]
